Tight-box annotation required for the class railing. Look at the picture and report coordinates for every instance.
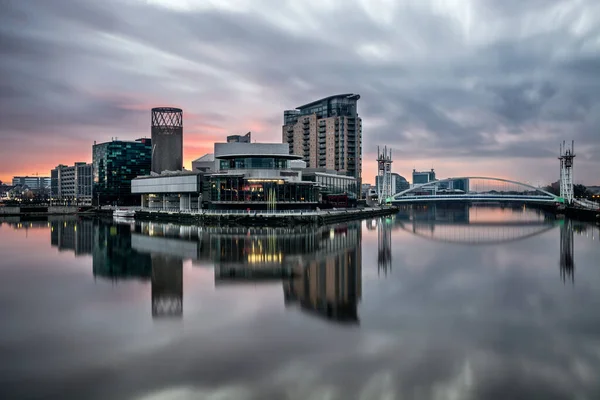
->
[134,206,390,217]
[392,194,556,202]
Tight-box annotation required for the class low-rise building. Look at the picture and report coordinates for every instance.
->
[12,176,50,190]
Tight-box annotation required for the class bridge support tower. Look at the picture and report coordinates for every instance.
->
[559,140,575,205]
[377,146,393,205]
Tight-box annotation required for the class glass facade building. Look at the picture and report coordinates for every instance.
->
[210,177,317,206]
[303,172,358,198]
[412,169,436,185]
[92,138,152,206]
[12,176,51,190]
[210,142,319,210]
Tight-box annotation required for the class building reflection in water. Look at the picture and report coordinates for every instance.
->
[151,255,183,318]
[560,219,575,284]
[132,221,363,324]
[377,217,392,276]
[49,218,183,318]
[283,224,362,324]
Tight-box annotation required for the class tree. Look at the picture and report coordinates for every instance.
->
[543,185,559,196]
[574,184,589,198]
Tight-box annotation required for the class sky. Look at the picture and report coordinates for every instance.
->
[1,0,599,185]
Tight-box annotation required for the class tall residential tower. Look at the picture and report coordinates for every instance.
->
[282,94,362,192]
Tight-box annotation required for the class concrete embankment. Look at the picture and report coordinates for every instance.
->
[135,207,398,226]
[536,203,599,223]
[0,206,94,216]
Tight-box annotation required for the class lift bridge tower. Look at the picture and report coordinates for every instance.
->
[559,140,575,205]
[377,146,393,205]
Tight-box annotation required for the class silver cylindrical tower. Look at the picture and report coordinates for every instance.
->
[151,107,183,173]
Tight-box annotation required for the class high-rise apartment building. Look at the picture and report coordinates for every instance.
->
[92,138,152,205]
[50,162,93,204]
[282,94,362,193]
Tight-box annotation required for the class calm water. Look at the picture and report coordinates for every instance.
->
[1,205,600,400]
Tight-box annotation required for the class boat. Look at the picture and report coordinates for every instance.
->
[113,208,135,218]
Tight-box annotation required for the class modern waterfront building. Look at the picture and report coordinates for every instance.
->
[50,162,93,204]
[302,169,358,199]
[132,139,320,211]
[282,94,362,195]
[93,138,152,206]
[412,169,436,185]
[151,107,183,174]
[12,176,50,190]
[376,173,409,195]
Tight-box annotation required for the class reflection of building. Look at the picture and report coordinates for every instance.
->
[378,217,392,275]
[92,223,152,280]
[560,219,575,283]
[131,221,363,324]
[151,255,183,318]
[92,138,152,206]
[50,219,94,256]
[282,94,362,195]
[50,162,93,204]
[283,223,362,324]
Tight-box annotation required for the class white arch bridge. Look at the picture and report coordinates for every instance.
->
[388,177,561,205]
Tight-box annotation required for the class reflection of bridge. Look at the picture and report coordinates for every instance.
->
[391,177,558,205]
[380,204,586,283]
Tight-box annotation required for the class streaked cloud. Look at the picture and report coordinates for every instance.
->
[0,0,598,184]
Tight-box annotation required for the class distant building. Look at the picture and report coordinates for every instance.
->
[282,94,362,195]
[93,138,152,205]
[50,162,93,204]
[12,176,50,190]
[376,173,409,195]
[361,183,371,199]
[191,153,215,172]
[227,132,251,143]
[412,169,436,185]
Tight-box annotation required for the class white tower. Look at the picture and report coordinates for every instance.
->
[376,146,393,204]
[559,140,575,205]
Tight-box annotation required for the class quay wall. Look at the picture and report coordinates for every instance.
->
[135,207,398,226]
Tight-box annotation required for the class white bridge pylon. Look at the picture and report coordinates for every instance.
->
[390,176,559,204]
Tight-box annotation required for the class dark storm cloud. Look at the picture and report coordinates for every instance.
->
[0,0,599,180]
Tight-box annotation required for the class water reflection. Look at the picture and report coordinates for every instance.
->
[46,218,362,324]
[2,208,600,399]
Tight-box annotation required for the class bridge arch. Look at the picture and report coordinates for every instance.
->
[392,176,557,200]
[394,220,557,245]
